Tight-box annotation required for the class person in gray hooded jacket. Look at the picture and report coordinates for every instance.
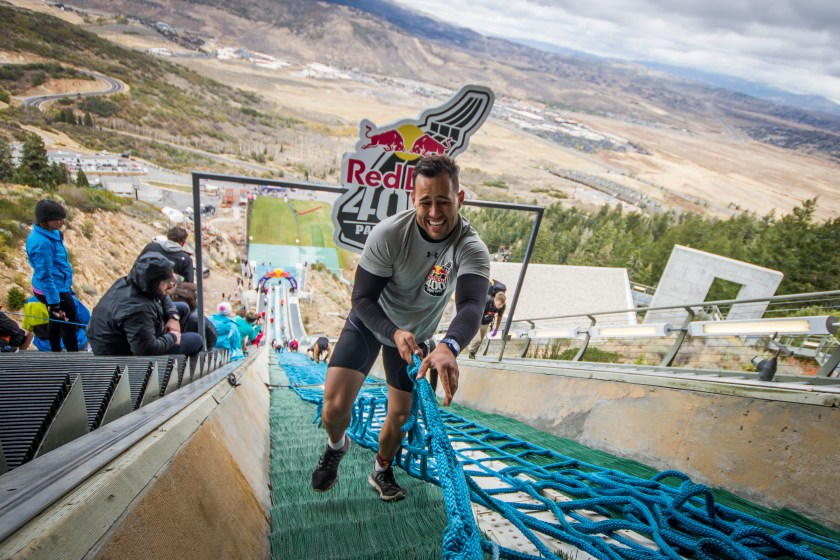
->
[88,252,202,356]
[137,226,194,283]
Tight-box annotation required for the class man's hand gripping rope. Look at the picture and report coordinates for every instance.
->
[416,343,459,406]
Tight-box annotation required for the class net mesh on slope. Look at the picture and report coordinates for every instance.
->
[276,351,840,560]
[268,352,449,560]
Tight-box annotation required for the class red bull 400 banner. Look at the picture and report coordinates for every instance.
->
[331,84,495,252]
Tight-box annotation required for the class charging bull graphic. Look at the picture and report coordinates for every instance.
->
[332,84,495,253]
[361,123,454,156]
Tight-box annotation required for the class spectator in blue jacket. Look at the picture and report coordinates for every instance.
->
[209,302,244,360]
[25,199,79,352]
[233,308,258,348]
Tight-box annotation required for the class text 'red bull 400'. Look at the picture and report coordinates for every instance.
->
[331,85,495,253]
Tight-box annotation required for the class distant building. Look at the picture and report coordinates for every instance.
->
[103,181,135,197]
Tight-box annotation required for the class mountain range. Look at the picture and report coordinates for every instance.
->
[59,0,840,163]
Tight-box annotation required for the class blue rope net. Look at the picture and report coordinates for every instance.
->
[278,351,840,560]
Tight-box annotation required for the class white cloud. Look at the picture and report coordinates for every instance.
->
[391,0,840,104]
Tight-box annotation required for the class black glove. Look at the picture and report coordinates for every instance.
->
[47,304,64,319]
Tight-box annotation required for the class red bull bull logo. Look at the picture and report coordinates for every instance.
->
[361,124,455,159]
[332,84,495,253]
[361,124,405,152]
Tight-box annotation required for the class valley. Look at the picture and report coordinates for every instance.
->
[12,0,836,220]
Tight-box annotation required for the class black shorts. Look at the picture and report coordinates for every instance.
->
[328,312,430,393]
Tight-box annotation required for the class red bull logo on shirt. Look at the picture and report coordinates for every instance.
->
[424,261,452,297]
[332,84,495,253]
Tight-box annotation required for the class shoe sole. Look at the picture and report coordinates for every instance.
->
[368,475,406,501]
[313,477,338,492]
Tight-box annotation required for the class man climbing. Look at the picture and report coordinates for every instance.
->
[467,290,506,359]
[311,154,490,501]
[309,336,331,364]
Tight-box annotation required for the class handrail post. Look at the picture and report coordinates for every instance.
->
[660,307,695,367]
[191,172,206,351]
[519,321,535,358]
[816,345,840,377]
[572,315,596,362]
[497,206,544,363]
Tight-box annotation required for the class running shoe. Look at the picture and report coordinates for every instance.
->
[311,435,351,492]
[368,466,406,501]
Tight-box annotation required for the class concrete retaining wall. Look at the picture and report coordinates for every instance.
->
[454,360,840,530]
[94,351,272,559]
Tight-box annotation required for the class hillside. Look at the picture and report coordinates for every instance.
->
[0,185,246,320]
[9,0,835,222]
[298,266,352,338]
[58,0,840,158]
[0,2,323,175]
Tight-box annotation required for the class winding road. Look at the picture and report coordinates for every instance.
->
[21,70,124,109]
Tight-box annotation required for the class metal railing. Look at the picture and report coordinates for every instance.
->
[474,290,840,380]
[190,171,544,353]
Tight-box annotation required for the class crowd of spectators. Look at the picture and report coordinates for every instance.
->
[7,198,281,359]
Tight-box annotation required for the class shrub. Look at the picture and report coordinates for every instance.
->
[0,246,12,267]
[549,345,623,363]
[57,185,131,212]
[80,284,98,297]
[81,219,95,238]
[0,189,41,259]
[31,71,47,87]
[6,286,26,310]
[79,96,121,117]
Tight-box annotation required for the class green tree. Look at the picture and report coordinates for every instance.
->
[48,162,69,187]
[0,139,14,181]
[83,111,93,127]
[75,167,90,188]
[13,134,52,189]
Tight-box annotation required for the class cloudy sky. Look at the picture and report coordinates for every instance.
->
[391,0,840,104]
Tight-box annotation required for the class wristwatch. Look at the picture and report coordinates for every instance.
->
[440,337,461,357]
[170,314,181,321]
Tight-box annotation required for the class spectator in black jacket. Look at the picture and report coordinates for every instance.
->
[88,252,202,356]
[138,226,195,283]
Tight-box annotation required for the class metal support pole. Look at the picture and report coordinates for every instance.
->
[519,321,535,358]
[572,315,596,362]
[660,307,695,367]
[497,206,544,362]
[816,346,840,377]
[191,173,206,351]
